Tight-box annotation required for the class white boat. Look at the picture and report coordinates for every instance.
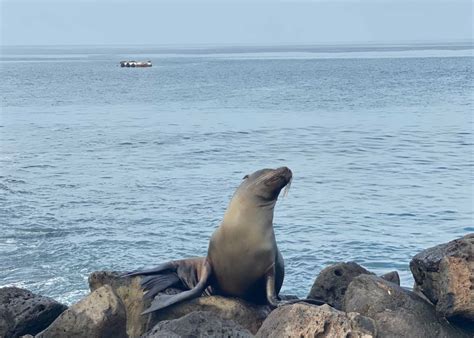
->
[120,60,152,68]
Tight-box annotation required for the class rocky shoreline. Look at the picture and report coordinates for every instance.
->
[1,234,472,337]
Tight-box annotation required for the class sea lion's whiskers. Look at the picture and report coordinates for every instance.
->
[282,177,292,198]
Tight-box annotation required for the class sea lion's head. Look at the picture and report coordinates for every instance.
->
[237,167,293,204]
[222,167,292,225]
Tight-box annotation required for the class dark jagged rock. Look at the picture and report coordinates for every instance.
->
[0,287,67,338]
[307,262,372,310]
[307,261,400,310]
[343,274,468,337]
[36,285,127,338]
[380,270,400,285]
[410,234,474,325]
[256,303,377,338]
[278,294,299,301]
[141,311,252,338]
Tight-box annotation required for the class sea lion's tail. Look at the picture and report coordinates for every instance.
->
[121,257,213,314]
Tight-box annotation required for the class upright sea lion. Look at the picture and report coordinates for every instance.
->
[124,167,322,314]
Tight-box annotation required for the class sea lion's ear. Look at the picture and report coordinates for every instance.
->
[242,174,249,180]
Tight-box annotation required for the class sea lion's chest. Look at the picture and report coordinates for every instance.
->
[207,222,277,296]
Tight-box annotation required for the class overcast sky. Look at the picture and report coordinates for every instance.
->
[0,0,472,46]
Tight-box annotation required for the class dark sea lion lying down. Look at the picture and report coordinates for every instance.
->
[124,167,323,314]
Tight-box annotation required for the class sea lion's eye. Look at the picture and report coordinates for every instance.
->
[242,175,249,180]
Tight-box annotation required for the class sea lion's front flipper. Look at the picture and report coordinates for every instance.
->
[265,264,325,308]
[265,263,280,307]
[142,259,213,314]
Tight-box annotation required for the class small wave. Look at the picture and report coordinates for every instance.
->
[56,289,89,306]
[0,183,13,192]
[55,183,78,188]
[383,212,417,217]
[440,210,457,214]
[4,178,26,184]
[22,164,56,169]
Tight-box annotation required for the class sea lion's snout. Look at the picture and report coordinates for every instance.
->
[259,167,292,197]
[238,167,293,203]
[275,166,292,182]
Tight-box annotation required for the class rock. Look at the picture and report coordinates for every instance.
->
[0,287,67,338]
[380,271,400,285]
[256,303,376,338]
[141,330,179,338]
[142,311,253,337]
[89,271,149,338]
[412,282,436,304]
[343,274,467,337]
[150,294,270,335]
[89,271,271,336]
[36,285,126,338]
[278,294,299,301]
[410,234,474,324]
[307,262,400,310]
[307,262,372,310]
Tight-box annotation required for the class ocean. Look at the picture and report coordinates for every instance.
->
[0,43,473,304]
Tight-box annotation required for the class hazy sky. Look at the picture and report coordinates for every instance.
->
[1,0,472,46]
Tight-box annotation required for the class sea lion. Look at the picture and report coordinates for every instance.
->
[124,167,322,314]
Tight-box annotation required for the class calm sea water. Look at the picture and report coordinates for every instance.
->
[1,44,473,304]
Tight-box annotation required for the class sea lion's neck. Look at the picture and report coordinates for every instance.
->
[222,194,276,229]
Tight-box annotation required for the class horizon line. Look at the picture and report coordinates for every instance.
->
[1,39,473,49]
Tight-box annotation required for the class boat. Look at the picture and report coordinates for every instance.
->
[120,60,152,68]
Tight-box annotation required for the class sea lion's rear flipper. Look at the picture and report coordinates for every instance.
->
[122,257,210,305]
[122,262,175,277]
[265,264,325,307]
[121,261,182,301]
[141,274,181,301]
[142,259,213,314]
